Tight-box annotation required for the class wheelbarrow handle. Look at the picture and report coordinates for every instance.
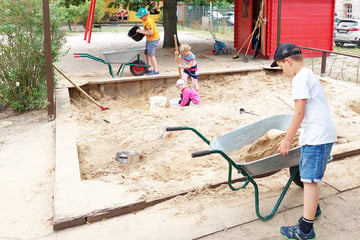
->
[165,127,184,131]
[191,150,211,158]
[165,126,210,145]
[73,53,87,57]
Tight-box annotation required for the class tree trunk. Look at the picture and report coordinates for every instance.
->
[162,0,177,48]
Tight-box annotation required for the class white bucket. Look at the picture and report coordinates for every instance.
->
[169,98,181,107]
[150,96,167,108]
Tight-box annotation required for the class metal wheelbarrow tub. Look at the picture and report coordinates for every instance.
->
[102,47,146,64]
[210,114,293,153]
[166,114,303,221]
[73,47,150,78]
[209,114,299,176]
[240,147,300,176]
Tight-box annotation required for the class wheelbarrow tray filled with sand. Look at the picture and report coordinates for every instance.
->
[166,114,303,221]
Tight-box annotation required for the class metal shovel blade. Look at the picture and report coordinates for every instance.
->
[239,108,259,116]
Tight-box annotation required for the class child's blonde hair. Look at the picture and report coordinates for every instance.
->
[179,44,191,53]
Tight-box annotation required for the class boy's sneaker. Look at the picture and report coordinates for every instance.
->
[145,69,153,74]
[280,224,316,240]
[148,71,159,75]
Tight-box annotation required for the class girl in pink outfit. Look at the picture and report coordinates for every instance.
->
[176,79,200,106]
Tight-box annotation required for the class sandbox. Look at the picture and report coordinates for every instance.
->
[69,71,360,202]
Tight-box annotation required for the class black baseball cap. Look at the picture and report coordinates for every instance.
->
[271,43,302,67]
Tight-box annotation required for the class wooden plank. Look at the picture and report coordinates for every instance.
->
[332,141,360,161]
[54,141,360,230]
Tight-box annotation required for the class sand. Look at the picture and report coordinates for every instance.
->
[69,70,360,202]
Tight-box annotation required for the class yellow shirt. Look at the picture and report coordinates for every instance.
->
[142,17,160,41]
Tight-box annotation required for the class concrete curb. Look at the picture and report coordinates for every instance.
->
[54,88,146,230]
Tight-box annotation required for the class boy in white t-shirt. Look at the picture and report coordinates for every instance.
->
[271,43,337,240]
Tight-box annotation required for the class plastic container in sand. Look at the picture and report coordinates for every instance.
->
[169,98,181,107]
[150,96,167,108]
[128,26,145,42]
[115,151,141,164]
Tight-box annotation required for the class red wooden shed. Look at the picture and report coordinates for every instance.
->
[234,0,336,59]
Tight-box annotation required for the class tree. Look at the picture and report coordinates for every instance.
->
[62,0,87,7]
[109,0,178,49]
[183,0,233,6]
[108,0,155,11]
[162,0,178,48]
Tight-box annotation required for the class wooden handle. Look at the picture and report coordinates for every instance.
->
[53,64,101,108]
[174,34,179,52]
[174,34,182,78]
[277,95,294,111]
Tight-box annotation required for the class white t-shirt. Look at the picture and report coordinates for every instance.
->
[292,67,337,146]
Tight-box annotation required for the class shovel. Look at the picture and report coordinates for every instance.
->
[53,64,109,111]
[239,107,259,116]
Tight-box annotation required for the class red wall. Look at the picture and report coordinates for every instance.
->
[234,0,254,52]
[267,0,335,58]
[234,0,335,59]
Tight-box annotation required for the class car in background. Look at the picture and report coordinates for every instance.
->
[334,19,360,47]
[224,11,234,25]
[334,16,341,26]
[207,10,223,21]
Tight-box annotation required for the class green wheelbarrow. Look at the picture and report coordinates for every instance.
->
[74,47,150,78]
[166,114,303,221]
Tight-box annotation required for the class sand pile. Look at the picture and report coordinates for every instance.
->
[238,129,300,163]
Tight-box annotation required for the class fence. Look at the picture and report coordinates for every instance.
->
[178,6,360,85]
[302,46,360,85]
[179,5,234,35]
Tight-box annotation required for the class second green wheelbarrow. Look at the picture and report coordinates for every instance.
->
[74,47,150,78]
[166,114,303,221]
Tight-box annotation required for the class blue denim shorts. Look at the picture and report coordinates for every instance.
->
[145,39,160,56]
[299,143,333,183]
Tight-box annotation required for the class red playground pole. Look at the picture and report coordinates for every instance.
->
[84,0,93,41]
[87,0,96,43]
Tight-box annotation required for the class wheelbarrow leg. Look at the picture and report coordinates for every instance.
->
[192,149,251,191]
[74,53,115,78]
[252,166,299,221]
[107,65,115,78]
[116,64,124,76]
[191,149,300,221]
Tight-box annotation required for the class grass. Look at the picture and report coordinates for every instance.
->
[333,44,360,56]
[176,22,234,41]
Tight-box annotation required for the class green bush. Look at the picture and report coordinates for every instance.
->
[59,0,104,31]
[78,0,105,25]
[0,0,66,112]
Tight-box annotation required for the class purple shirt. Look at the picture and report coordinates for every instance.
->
[180,88,201,106]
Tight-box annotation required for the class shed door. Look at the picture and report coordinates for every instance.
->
[238,0,253,51]
[252,0,266,57]
[260,0,266,56]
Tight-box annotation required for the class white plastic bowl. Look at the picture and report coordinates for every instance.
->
[150,96,167,108]
[169,98,181,107]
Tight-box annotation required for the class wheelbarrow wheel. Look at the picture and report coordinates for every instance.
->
[130,60,147,76]
[289,166,303,188]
